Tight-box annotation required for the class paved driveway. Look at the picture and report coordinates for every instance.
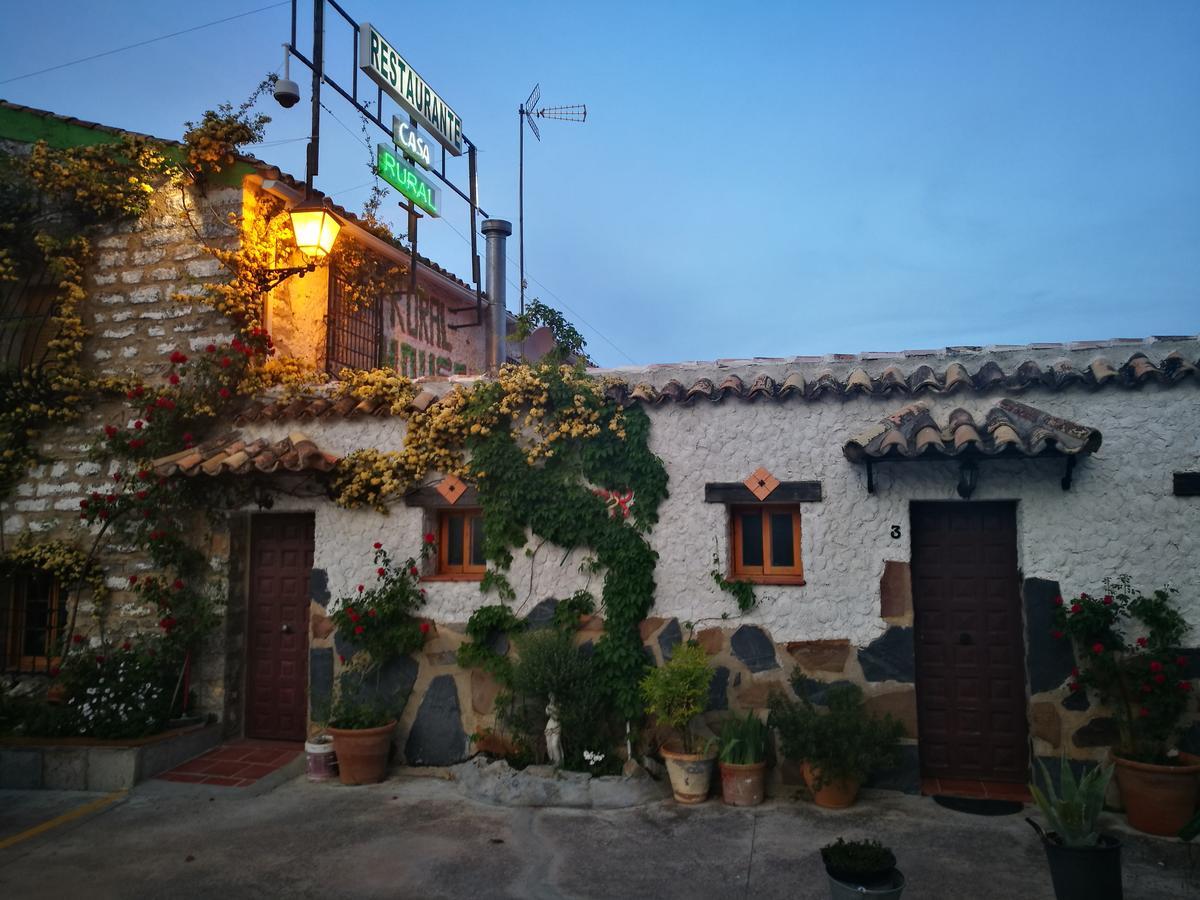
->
[1,776,1195,898]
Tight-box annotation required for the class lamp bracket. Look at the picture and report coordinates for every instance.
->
[253,261,318,292]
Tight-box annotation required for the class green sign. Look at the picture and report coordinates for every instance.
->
[377,144,441,217]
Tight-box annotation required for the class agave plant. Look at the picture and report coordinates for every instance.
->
[1028,756,1114,847]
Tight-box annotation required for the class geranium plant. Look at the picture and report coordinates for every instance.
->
[1054,575,1194,763]
[330,540,432,666]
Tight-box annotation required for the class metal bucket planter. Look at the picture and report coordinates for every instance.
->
[826,870,905,899]
[660,743,716,804]
[720,761,766,806]
[305,735,337,782]
[1040,834,1122,900]
[327,722,395,785]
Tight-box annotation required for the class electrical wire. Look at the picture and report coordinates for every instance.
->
[0,1,290,85]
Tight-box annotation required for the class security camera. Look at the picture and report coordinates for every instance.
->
[274,45,300,108]
[274,78,300,109]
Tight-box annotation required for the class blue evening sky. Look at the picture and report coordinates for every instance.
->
[1,1,1197,366]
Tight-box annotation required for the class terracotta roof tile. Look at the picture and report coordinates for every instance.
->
[150,431,337,478]
[843,399,1102,463]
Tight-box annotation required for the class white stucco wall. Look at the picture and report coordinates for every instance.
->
[253,341,1200,648]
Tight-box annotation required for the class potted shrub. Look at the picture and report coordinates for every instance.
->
[640,641,716,803]
[820,838,905,899]
[326,540,431,785]
[769,678,903,809]
[719,709,769,806]
[1054,575,1198,835]
[1027,756,1122,900]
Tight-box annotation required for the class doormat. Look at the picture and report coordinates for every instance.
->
[932,795,1024,816]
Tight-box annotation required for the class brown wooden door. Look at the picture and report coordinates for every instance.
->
[911,501,1028,782]
[246,514,313,741]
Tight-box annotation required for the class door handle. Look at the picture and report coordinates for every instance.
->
[958,632,973,646]
[281,624,294,634]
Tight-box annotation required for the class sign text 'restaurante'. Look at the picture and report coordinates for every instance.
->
[359,22,463,157]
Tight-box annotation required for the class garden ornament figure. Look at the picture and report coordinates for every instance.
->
[545,695,563,766]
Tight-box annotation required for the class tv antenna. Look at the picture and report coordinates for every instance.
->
[518,83,587,315]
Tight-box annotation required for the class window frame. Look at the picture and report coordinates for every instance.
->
[3,571,63,672]
[429,507,487,581]
[729,503,805,585]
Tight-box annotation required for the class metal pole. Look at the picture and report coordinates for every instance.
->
[482,218,512,374]
[306,0,324,190]
[518,107,525,316]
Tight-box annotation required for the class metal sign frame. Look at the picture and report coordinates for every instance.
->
[285,0,484,326]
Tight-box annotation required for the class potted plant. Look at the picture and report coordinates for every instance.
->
[719,709,769,806]
[1054,575,1198,836]
[326,540,431,785]
[820,838,905,899]
[769,678,903,809]
[640,641,716,803]
[1026,756,1122,900]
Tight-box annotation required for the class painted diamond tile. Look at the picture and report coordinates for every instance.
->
[744,467,779,500]
[435,474,466,505]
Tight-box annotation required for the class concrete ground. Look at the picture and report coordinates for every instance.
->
[1,775,1196,899]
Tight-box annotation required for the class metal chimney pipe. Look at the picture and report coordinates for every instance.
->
[482,218,512,374]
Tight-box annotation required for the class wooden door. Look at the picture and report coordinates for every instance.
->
[246,514,313,741]
[910,502,1028,782]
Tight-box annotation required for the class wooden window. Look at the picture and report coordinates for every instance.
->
[3,571,62,672]
[435,508,486,579]
[730,505,804,585]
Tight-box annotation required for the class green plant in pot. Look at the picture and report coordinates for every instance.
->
[820,838,904,899]
[1027,756,1122,900]
[719,710,769,806]
[769,677,903,809]
[326,540,430,785]
[640,641,716,803]
[1053,575,1198,836]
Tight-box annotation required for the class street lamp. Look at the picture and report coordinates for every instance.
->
[253,198,344,292]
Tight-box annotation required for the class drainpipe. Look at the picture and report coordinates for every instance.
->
[482,218,512,374]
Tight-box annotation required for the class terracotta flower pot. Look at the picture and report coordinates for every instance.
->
[1112,751,1200,836]
[661,743,716,804]
[720,760,766,806]
[802,761,861,809]
[328,721,395,785]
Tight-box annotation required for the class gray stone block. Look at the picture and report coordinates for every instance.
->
[140,724,221,779]
[524,599,558,630]
[0,748,43,789]
[858,627,915,683]
[86,747,140,791]
[706,666,730,711]
[657,619,682,661]
[1024,578,1074,693]
[42,748,88,791]
[404,675,468,766]
[731,625,779,672]
[309,568,331,606]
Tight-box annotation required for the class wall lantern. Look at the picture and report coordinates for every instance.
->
[252,198,343,292]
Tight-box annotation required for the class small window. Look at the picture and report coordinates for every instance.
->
[730,505,804,584]
[3,572,62,672]
[436,508,486,578]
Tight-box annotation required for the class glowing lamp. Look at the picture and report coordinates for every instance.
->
[289,200,341,259]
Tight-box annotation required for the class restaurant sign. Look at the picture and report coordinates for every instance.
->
[359,22,463,156]
[377,144,441,217]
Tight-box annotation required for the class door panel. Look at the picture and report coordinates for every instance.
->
[246,514,313,741]
[911,502,1028,782]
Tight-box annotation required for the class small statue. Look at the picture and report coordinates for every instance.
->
[544,694,563,767]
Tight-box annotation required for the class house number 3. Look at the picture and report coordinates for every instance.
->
[890,525,901,539]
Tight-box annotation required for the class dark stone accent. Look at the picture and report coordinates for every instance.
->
[1179,722,1200,755]
[333,629,361,660]
[865,744,920,794]
[1173,472,1200,496]
[858,627,914,683]
[578,640,594,659]
[730,625,779,672]
[309,648,334,721]
[404,675,468,766]
[1071,717,1119,748]
[352,656,419,712]
[799,678,855,706]
[707,666,730,711]
[643,646,656,667]
[524,598,558,631]
[483,630,509,656]
[657,619,682,661]
[1024,578,1074,693]
[1061,688,1090,711]
[704,481,823,503]
[309,568,331,607]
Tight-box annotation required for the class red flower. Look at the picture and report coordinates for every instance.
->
[1150,660,1163,673]
[1141,683,1153,693]
[113,472,123,482]
[419,622,430,634]
[419,588,426,597]
[1155,673,1166,684]
[1071,666,1079,677]
[138,469,151,480]
[1068,682,1081,692]
[339,655,346,664]
[1136,637,1148,648]
[348,611,359,623]
[169,350,188,364]
[377,567,386,577]
[104,424,118,438]
[373,542,382,549]
[1070,603,1082,614]
[409,566,419,576]
[354,625,364,635]
[218,387,231,399]
[423,532,435,544]
[128,574,138,584]
[98,509,110,520]
[133,419,144,430]
[1053,595,1063,607]
[206,344,217,353]
[154,396,175,410]
[95,655,106,664]
[136,490,147,500]
[1051,630,1064,640]
[357,584,364,593]
[159,617,177,631]
[122,641,132,651]
[220,356,232,368]
[368,609,377,618]
[173,579,184,590]
[1091,642,1105,655]
[1103,595,1113,605]
[181,432,193,443]
[79,498,89,508]
[168,373,180,385]
[72,634,84,644]
[1177,656,1188,668]
[1138,707,1150,718]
